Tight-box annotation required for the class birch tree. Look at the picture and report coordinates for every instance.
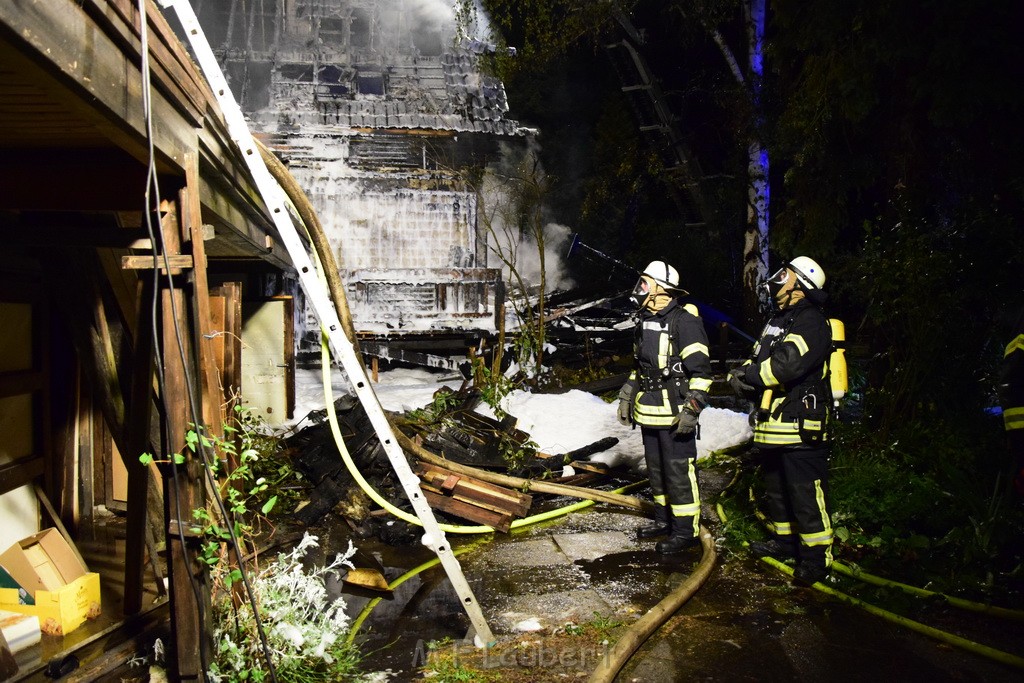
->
[708,0,769,325]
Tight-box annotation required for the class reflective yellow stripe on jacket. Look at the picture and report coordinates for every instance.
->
[1005,334,1024,357]
[633,388,678,426]
[1005,334,1024,431]
[1006,407,1024,432]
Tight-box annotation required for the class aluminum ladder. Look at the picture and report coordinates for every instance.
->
[158,0,494,646]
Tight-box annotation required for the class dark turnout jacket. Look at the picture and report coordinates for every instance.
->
[626,300,713,428]
[738,299,832,448]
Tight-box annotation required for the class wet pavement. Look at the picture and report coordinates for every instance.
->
[312,480,1024,682]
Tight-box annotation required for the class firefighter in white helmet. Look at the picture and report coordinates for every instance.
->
[728,256,835,585]
[617,260,713,553]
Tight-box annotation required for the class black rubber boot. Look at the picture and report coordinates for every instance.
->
[655,532,699,554]
[793,545,830,586]
[635,506,671,540]
[793,562,829,586]
[749,537,799,560]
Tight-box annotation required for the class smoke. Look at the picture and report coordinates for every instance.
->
[513,222,576,292]
[405,0,456,25]
[480,141,576,296]
[403,0,495,43]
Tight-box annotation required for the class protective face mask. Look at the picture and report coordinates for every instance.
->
[762,267,790,302]
[629,277,651,309]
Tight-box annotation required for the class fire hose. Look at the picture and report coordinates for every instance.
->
[716,499,1024,670]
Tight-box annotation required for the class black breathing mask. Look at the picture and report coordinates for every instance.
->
[630,277,652,309]
[762,266,791,303]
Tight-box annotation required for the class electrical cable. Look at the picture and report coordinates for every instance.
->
[137,4,277,678]
[137,3,210,677]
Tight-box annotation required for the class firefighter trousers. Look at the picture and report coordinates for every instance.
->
[760,445,833,569]
[641,426,700,539]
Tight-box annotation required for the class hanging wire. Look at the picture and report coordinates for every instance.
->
[138,1,277,679]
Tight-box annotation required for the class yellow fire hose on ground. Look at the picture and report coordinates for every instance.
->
[587,524,717,683]
[346,542,480,644]
[739,486,1024,620]
[716,501,1024,670]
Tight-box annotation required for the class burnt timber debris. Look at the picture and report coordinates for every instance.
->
[284,387,624,535]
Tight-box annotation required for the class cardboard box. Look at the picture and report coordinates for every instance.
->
[0,567,31,605]
[0,529,101,636]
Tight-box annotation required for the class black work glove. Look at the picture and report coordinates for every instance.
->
[728,368,756,397]
[673,390,708,435]
[617,383,635,426]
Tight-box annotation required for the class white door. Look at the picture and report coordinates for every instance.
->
[241,298,294,427]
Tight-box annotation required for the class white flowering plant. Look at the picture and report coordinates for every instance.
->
[207,533,369,682]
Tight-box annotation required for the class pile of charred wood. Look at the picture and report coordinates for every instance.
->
[281,389,624,538]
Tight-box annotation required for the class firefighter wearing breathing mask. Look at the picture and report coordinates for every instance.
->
[728,256,834,585]
[617,261,713,554]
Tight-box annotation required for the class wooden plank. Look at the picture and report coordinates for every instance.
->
[420,462,533,508]
[159,197,207,680]
[210,282,243,406]
[78,368,95,524]
[194,168,293,269]
[183,152,222,431]
[97,248,141,340]
[123,276,155,615]
[0,456,45,496]
[550,472,604,487]
[121,254,194,271]
[82,0,206,122]
[58,370,80,526]
[0,4,196,171]
[422,482,522,517]
[418,464,532,518]
[422,489,513,533]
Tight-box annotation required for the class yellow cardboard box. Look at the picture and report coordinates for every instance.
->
[0,529,101,636]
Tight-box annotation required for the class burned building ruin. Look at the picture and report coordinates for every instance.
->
[193,0,529,366]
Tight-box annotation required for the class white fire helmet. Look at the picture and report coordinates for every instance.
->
[641,260,687,293]
[630,260,687,308]
[788,256,826,290]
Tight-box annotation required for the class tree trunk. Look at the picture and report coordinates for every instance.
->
[744,0,770,328]
[712,1,770,329]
